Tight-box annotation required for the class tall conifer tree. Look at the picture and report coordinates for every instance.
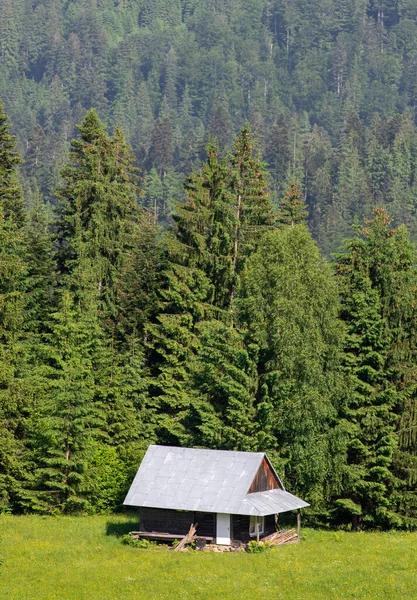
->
[148,128,274,448]
[335,209,417,528]
[55,109,142,323]
[277,182,308,227]
[29,284,104,513]
[0,102,29,511]
[54,111,152,500]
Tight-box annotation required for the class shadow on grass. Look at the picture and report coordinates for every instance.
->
[106,520,138,537]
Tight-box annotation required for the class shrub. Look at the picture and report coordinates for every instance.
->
[121,535,157,549]
[247,540,273,553]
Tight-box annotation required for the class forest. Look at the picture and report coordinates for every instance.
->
[5,0,417,253]
[0,0,417,530]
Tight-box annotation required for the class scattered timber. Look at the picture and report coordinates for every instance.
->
[126,526,298,550]
[262,528,298,545]
[128,528,212,545]
[173,523,198,552]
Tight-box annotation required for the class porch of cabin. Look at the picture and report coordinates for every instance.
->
[131,506,301,547]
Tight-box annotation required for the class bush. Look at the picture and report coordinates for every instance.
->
[121,535,157,549]
[247,540,273,553]
[85,445,129,513]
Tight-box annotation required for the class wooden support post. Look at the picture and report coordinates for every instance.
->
[256,517,260,542]
[297,509,301,541]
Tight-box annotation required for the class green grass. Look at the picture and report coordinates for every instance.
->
[1,515,416,600]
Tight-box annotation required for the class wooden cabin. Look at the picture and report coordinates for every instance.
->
[124,445,309,546]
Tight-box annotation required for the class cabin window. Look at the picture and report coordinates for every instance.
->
[249,516,264,537]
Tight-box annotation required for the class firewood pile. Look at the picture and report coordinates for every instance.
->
[262,528,298,545]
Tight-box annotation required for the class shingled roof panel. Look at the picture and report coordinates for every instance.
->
[124,445,309,516]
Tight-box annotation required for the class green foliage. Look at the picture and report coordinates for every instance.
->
[28,289,104,513]
[25,192,56,336]
[85,444,129,513]
[148,128,273,448]
[55,109,142,322]
[121,535,157,549]
[335,208,417,529]
[277,183,308,227]
[0,94,417,529]
[185,319,259,450]
[0,102,25,227]
[246,540,273,553]
[240,224,346,506]
[5,0,417,253]
[0,106,30,513]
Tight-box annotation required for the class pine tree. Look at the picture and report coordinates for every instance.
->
[55,109,142,324]
[144,168,164,220]
[0,102,31,512]
[331,127,371,251]
[0,207,29,512]
[54,111,154,507]
[146,116,174,178]
[25,192,56,337]
[173,139,235,310]
[145,263,209,445]
[147,129,273,447]
[229,124,274,305]
[335,208,417,528]
[29,287,104,513]
[277,182,308,226]
[388,110,416,234]
[0,102,26,227]
[184,319,259,451]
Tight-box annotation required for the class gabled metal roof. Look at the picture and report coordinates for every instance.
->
[124,445,309,516]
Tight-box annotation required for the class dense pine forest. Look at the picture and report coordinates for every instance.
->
[1,0,417,530]
[5,0,417,251]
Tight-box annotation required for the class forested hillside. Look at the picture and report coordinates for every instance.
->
[0,99,416,529]
[4,0,417,251]
[1,0,417,530]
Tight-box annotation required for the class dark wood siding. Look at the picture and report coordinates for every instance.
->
[264,514,276,537]
[195,512,216,537]
[140,507,215,538]
[231,514,251,542]
[139,507,276,542]
[231,513,276,542]
[248,457,281,493]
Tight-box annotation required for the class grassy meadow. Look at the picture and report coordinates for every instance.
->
[0,514,416,600]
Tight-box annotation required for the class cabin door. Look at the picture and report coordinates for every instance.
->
[216,513,231,545]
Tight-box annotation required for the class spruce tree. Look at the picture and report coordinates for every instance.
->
[54,111,153,504]
[147,128,274,448]
[335,208,417,528]
[55,109,142,324]
[0,104,31,512]
[229,124,273,304]
[25,192,56,337]
[0,101,25,227]
[0,207,29,511]
[184,319,259,451]
[29,287,104,513]
[277,182,308,226]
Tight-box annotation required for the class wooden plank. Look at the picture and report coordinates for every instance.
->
[129,530,213,542]
[248,457,281,493]
[261,528,297,546]
[276,530,298,545]
[262,529,288,543]
[297,509,301,540]
[173,523,198,552]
